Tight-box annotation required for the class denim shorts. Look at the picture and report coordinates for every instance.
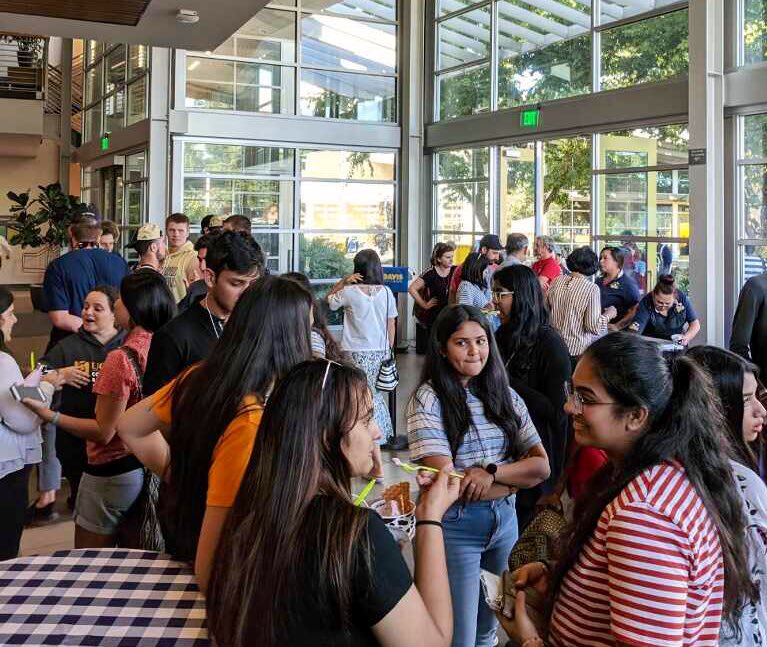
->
[74,468,144,535]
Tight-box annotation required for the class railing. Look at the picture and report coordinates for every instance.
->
[0,34,47,100]
[45,51,83,134]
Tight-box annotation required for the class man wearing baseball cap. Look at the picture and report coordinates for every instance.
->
[128,223,167,272]
[448,233,503,303]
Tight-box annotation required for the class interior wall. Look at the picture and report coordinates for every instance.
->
[0,139,61,214]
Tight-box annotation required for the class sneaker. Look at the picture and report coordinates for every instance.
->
[25,501,60,527]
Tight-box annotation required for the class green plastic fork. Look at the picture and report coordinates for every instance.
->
[353,478,377,506]
[392,457,464,479]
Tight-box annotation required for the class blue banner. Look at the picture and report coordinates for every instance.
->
[382,266,409,293]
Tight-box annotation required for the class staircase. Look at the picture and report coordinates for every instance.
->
[44,52,83,141]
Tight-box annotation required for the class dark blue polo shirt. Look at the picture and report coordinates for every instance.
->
[599,272,641,321]
[43,248,129,316]
[629,290,698,340]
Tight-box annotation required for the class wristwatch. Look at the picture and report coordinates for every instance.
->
[484,463,498,481]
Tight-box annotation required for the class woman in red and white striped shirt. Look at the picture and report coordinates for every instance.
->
[507,332,755,647]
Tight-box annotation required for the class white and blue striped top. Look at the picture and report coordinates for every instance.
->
[407,382,540,470]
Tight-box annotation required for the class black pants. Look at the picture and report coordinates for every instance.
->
[56,429,87,502]
[415,323,430,355]
[0,465,31,560]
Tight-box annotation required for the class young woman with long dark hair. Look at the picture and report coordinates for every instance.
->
[410,242,456,354]
[282,271,343,361]
[117,275,313,590]
[328,249,397,442]
[687,346,767,646]
[507,333,755,647]
[208,359,461,647]
[455,252,492,310]
[492,265,571,525]
[408,305,549,647]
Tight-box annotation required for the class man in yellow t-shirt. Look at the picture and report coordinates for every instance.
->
[162,213,198,303]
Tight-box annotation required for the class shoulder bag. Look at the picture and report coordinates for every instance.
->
[375,288,399,392]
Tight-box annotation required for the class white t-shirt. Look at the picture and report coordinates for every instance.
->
[328,285,397,352]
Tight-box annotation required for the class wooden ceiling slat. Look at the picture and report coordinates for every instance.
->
[0,0,152,26]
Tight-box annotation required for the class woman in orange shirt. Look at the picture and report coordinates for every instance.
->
[117,275,314,591]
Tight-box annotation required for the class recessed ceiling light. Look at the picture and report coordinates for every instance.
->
[176,9,200,24]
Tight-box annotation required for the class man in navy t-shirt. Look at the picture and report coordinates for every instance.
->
[43,216,129,349]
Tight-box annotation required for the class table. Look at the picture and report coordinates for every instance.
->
[0,548,209,646]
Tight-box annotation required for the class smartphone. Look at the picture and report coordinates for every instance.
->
[10,385,46,402]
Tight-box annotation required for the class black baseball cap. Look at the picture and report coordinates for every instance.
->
[478,234,503,250]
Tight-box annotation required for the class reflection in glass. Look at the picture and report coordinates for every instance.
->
[438,0,479,18]
[744,0,767,65]
[127,77,147,125]
[601,10,688,90]
[597,125,689,169]
[84,105,102,142]
[300,69,395,122]
[126,184,144,226]
[186,57,234,109]
[301,14,396,75]
[215,9,296,63]
[125,152,146,182]
[744,114,767,159]
[743,164,767,239]
[302,0,396,21]
[104,89,125,132]
[435,181,490,233]
[252,232,294,274]
[184,143,294,176]
[300,181,394,230]
[86,41,103,65]
[742,245,767,284]
[437,7,491,70]
[183,178,294,226]
[432,232,477,266]
[437,63,490,120]
[500,144,535,244]
[86,62,103,106]
[105,45,126,93]
[300,150,395,181]
[600,0,680,27]
[299,233,393,280]
[128,44,148,79]
[436,148,490,181]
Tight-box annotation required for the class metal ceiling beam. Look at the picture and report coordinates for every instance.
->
[519,0,590,28]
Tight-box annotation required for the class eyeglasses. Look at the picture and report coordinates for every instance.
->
[491,289,514,300]
[564,381,617,415]
[321,359,342,390]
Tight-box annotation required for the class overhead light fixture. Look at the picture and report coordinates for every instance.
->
[177,9,200,24]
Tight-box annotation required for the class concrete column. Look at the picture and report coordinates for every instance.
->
[688,0,725,345]
[146,47,171,226]
[58,39,73,190]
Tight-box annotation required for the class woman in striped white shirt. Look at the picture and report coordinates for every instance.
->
[547,247,617,367]
[407,304,549,647]
[506,333,754,647]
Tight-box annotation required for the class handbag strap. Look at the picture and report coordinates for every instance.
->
[383,287,392,357]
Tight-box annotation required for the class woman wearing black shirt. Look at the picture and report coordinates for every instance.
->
[207,359,460,647]
[410,243,455,354]
[493,265,571,527]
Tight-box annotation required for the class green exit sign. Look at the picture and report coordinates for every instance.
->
[520,109,540,128]
[100,134,110,151]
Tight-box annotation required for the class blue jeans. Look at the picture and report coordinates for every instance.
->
[442,496,518,647]
[38,422,61,492]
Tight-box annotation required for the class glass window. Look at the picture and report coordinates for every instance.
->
[125,152,146,182]
[128,44,148,79]
[543,137,591,255]
[215,9,296,63]
[183,178,294,225]
[184,143,295,176]
[744,0,767,66]
[437,63,491,120]
[186,57,235,110]
[600,0,680,26]
[235,62,294,114]
[105,45,126,93]
[597,125,689,169]
[300,181,394,229]
[86,61,103,106]
[300,69,396,121]
[438,0,482,17]
[436,182,490,233]
[86,41,103,65]
[302,0,396,21]
[300,150,395,180]
[127,77,147,125]
[299,233,393,279]
[500,144,535,244]
[744,114,767,159]
[600,10,688,91]
[743,164,767,239]
[743,245,767,284]
[437,147,489,181]
[437,7,491,70]
[301,14,396,75]
[104,89,125,132]
[252,232,294,274]
[84,104,102,142]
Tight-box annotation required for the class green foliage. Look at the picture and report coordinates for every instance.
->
[439,65,491,120]
[6,183,89,249]
[744,0,767,65]
[543,138,591,212]
[301,236,353,280]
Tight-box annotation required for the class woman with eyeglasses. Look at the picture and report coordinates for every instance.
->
[408,305,549,647]
[207,359,461,647]
[505,333,755,647]
[492,265,571,526]
[687,346,767,646]
[628,274,700,345]
[117,276,313,592]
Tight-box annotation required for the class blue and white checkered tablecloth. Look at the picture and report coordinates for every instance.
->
[0,548,209,646]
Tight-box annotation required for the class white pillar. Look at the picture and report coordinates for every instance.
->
[688,0,725,345]
[146,47,171,226]
[59,38,73,190]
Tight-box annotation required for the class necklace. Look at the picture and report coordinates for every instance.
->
[203,296,223,340]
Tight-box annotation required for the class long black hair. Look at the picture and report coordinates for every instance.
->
[207,360,373,647]
[687,346,761,472]
[120,270,177,332]
[0,287,14,356]
[416,304,521,458]
[163,276,313,561]
[552,333,755,625]
[493,265,550,379]
[461,252,490,289]
[352,249,384,285]
[282,271,343,361]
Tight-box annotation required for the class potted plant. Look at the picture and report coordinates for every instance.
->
[6,183,89,311]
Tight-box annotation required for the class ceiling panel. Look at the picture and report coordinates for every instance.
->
[0,1,151,26]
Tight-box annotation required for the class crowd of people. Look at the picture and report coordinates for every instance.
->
[0,217,766,647]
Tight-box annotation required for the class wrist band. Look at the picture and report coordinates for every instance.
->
[51,411,61,426]
[415,520,443,530]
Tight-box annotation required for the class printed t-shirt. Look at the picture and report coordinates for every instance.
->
[151,376,263,507]
[91,327,152,467]
[550,461,725,647]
